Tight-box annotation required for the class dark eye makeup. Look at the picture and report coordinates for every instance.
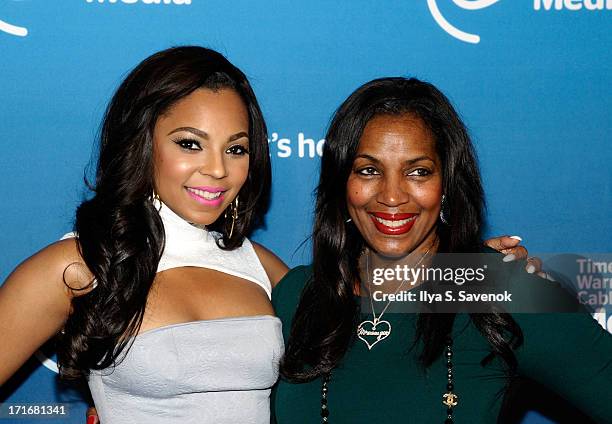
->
[172,137,202,151]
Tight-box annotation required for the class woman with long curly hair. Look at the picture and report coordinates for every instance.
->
[0,46,288,423]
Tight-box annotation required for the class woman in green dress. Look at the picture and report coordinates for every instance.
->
[272,77,612,423]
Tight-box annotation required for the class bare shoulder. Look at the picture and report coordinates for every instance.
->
[6,237,95,298]
[251,241,289,288]
[0,237,93,385]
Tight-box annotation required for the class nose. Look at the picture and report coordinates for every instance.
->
[199,150,227,179]
[377,175,409,207]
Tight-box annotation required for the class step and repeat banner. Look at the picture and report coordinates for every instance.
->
[1,1,610,423]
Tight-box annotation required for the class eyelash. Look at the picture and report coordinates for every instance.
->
[355,167,432,177]
[173,138,202,151]
[226,145,250,156]
[408,168,432,177]
[357,166,379,176]
[172,138,249,155]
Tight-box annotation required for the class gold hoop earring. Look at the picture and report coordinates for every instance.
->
[225,195,239,239]
[151,190,162,211]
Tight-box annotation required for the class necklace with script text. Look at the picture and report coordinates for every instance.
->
[356,245,432,350]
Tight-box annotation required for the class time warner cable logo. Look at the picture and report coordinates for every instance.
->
[427,0,501,44]
[0,19,28,37]
[0,0,28,37]
[429,0,612,44]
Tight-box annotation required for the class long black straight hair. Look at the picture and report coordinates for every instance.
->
[57,46,271,379]
[282,77,522,382]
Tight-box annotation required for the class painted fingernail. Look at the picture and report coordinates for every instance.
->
[509,235,522,241]
[87,416,99,424]
[526,264,536,274]
[502,254,516,262]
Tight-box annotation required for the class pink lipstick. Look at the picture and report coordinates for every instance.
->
[185,186,226,207]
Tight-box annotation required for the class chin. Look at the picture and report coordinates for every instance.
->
[178,208,219,226]
[369,242,415,259]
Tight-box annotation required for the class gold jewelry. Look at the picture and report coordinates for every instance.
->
[322,238,457,423]
[225,195,239,239]
[357,244,433,350]
[321,337,457,424]
[151,190,162,211]
[442,337,458,423]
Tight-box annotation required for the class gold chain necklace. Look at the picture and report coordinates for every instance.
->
[356,244,432,350]
[322,240,459,424]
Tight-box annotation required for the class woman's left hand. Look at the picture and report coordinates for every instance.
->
[484,235,548,277]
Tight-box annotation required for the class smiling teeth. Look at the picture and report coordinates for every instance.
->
[374,216,416,228]
[187,188,222,200]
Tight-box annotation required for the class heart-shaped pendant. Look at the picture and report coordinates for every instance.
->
[357,319,392,350]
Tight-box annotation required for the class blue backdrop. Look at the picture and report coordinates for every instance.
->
[1,1,610,423]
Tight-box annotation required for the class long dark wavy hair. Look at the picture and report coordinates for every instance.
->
[282,77,523,382]
[57,46,271,379]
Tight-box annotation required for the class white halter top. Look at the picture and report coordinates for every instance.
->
[62,201,272,298]
[155,201,272,298]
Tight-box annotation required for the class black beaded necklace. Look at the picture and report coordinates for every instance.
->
[442,337,458,424]
[319,336,458,424]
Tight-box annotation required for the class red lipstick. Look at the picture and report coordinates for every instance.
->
[369,212,418,235]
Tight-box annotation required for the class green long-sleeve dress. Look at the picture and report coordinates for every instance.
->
[271,263,612,423]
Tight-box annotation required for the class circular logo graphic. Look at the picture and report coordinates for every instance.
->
[427,0,502,44]
[0,18,28,37]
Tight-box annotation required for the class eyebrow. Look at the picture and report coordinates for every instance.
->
[354,154,435,165]
[167,127,248,142]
